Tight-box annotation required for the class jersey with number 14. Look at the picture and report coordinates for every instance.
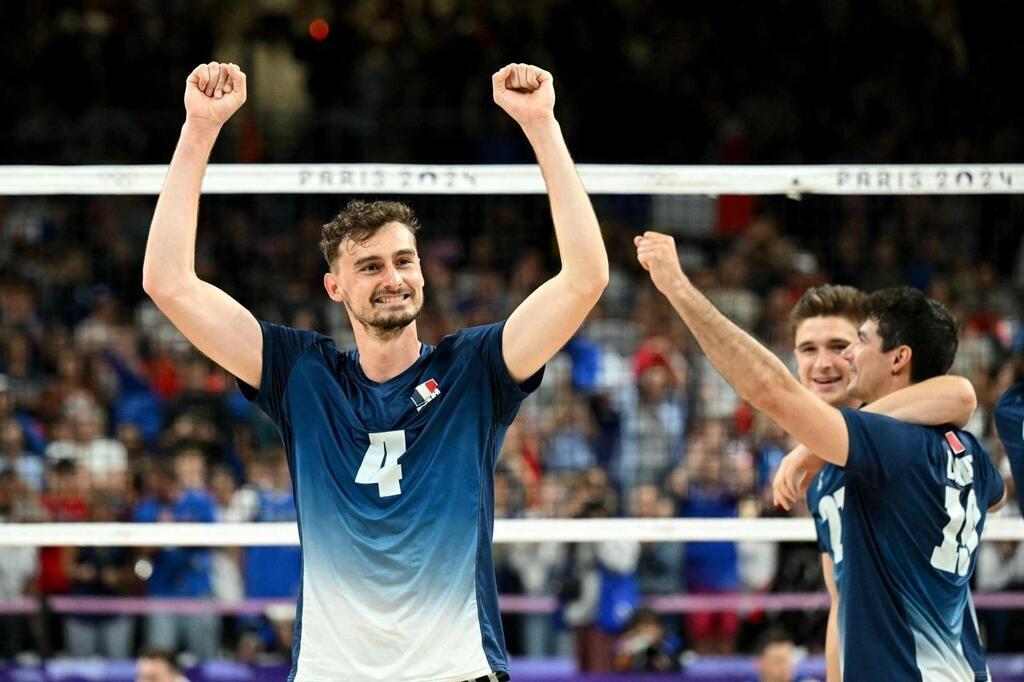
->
[240,320,542,682]
[838,409,1004,682]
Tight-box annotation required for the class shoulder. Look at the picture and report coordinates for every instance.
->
[445,321,506,348]
[995,383,1024,432]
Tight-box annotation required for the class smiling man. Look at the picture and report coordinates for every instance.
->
[634,232,1005,682]
[143,61,607,681]
[787,285,983,681]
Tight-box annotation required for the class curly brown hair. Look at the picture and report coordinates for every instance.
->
[319,200,421,267]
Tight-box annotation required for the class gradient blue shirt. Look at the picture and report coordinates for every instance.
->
[838,409,1003,681]
[995,382,1024,511]
[240,320,541,681]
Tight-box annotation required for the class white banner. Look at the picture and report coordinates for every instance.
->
[0,517,1020,546]
[1,163,1022,196]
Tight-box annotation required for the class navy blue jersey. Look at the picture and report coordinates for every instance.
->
[838,409,1004,681]
[807,457,990,680]
[240,320,542,681]
[995,382,1024,511]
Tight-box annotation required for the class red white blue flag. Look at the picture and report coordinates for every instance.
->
[411,378,441,411]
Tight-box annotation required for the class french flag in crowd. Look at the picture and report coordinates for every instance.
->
[411,378,441,411]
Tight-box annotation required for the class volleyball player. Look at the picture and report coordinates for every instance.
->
[784,285,981,681]
[143,62,608,681]
[995,354,1024,511]
[635,231,1005,681]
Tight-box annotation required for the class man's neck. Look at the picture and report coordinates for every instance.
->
[353,322,422,383]
[867,374,913,404]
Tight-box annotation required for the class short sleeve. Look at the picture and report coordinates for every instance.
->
[237,321,327,425]
[995,383,1024,510]
[841,408,922,490]
[459,322,545,425]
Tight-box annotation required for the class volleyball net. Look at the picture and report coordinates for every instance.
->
[1,164,1023,662]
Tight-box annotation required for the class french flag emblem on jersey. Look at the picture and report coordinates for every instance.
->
[411,378,441,411]
[944,431,966,454]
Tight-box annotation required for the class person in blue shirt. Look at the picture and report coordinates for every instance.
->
[143,61,608,681]
[995,354,1024,512]
[635,232,1006,682]
[134,461,219,659]
[783,284,980,681]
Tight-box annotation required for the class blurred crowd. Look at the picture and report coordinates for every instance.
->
[2,0,1024,672]
[1,187,1022,668]
[2,1,1023,165]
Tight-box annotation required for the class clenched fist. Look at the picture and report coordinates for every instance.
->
[634,231,686,294]
[184,62,247,128]
[492,63,555,129]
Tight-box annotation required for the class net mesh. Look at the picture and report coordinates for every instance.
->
[1,165,1023,665]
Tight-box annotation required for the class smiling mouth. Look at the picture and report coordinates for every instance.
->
[373,293,411,305]
[812,377,841,386]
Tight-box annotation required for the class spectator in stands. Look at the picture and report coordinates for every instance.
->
[133,461,219,659]
[629,484,682,597]
[64,494,136,659]
[671,422,752,655]
[1,417,44,492]
[613,607,680,672]
[45,402,127,492]
[616,336,687,495]
[753,629,798,682]
[0,469,39,659]
[136,647,188,682]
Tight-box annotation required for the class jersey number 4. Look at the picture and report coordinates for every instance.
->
[354,431,407,497]
[930,453,981,576]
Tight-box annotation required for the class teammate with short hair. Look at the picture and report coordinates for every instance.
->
[785,284,980,681]
[143,62,608,681]
[635,232,1005,681]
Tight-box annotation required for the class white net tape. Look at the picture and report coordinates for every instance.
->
[1,517,1021,546]
[1,163,1023,196]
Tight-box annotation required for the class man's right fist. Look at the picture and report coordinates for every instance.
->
[184,62,247,127]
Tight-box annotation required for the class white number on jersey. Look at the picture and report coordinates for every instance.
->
[354,430,407,498]
[930,452,981,576]
[817,487,845,564]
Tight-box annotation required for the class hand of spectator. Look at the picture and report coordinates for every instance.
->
[634,232,686,295]
[772,444,825,510]
[184,62,247,129]
[492,64,555,129]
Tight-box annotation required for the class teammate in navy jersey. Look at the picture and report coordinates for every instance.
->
[635,232,1006,682]
[995,355,1024,512]
[782,285,979,681]
[144,62,608,681]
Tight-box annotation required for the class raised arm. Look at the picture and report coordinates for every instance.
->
[142,62,263,389]
[491,64,608,383]
[635,231,850,465]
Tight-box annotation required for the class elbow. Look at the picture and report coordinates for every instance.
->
[563,266,609,302]
[142,266,192,302]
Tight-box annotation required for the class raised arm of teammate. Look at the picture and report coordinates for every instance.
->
[142,62,263,390]
[491,64,608,383]
[634,231,850,463]
[774,375,978,509]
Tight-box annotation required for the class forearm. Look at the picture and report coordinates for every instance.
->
[826,601,841,682]
[142,120,220,295]
[862,375,976,428]
[661,275,792,410]
[523,120,608,292]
